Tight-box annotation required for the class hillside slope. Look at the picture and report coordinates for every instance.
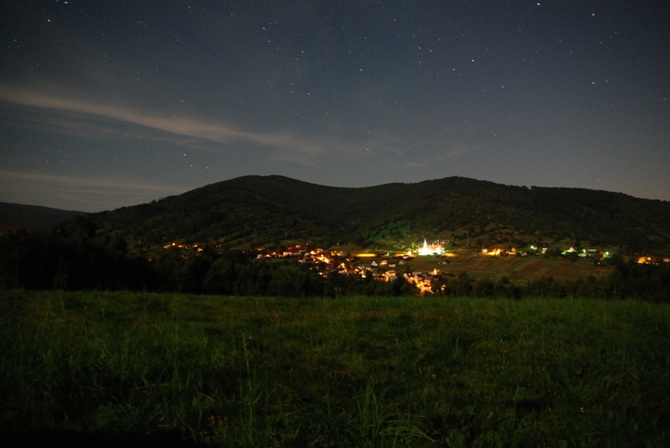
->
[93,175,670,254]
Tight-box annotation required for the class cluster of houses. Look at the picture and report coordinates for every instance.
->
[260,244,409,277]
[637,255,670,265]
[481,245,616,260]
[160,238,667,294]
[255,243,447,294]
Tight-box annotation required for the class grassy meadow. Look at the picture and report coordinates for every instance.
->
[1,290,669,447]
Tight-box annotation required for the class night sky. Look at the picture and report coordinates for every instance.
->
[1,1,669,212]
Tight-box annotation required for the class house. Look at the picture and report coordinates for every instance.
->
[282,246,305,257]
[482,248,503,256]
[383,270,397,281]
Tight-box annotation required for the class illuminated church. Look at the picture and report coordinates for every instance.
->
[418,239,445,256]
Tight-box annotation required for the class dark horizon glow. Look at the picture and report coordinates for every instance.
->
[1,1,669,212]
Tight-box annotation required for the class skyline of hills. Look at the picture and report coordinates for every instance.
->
[2,175,669,256]
[0,202,84,235]
[91,175,670,255]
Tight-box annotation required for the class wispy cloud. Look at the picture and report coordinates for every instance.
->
[0,84,325,157]
[0,83,482,179]
[0,170,181,192]
[0,83,430,171]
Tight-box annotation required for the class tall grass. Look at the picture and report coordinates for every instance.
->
[1,291,669,446]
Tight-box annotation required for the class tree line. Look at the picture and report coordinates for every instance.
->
[1,216,668,302]
[0,217,413,297]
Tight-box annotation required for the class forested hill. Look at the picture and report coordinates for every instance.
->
[92,175,670,255]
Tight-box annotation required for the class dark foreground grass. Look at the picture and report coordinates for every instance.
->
[1,291,669,447]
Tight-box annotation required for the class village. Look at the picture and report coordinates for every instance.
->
[261,239,451,294]
[157,238,670,294]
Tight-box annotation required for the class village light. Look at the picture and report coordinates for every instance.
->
[418,238,445,256]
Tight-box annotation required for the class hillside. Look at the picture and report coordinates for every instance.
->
[0,202,85,235]
[93,175,670,255]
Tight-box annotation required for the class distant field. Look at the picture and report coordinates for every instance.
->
[405,252,613,283]
[1,291,669,447]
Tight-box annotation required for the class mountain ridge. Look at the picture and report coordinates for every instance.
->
[0,202,86,235]
[89,175,670,255]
